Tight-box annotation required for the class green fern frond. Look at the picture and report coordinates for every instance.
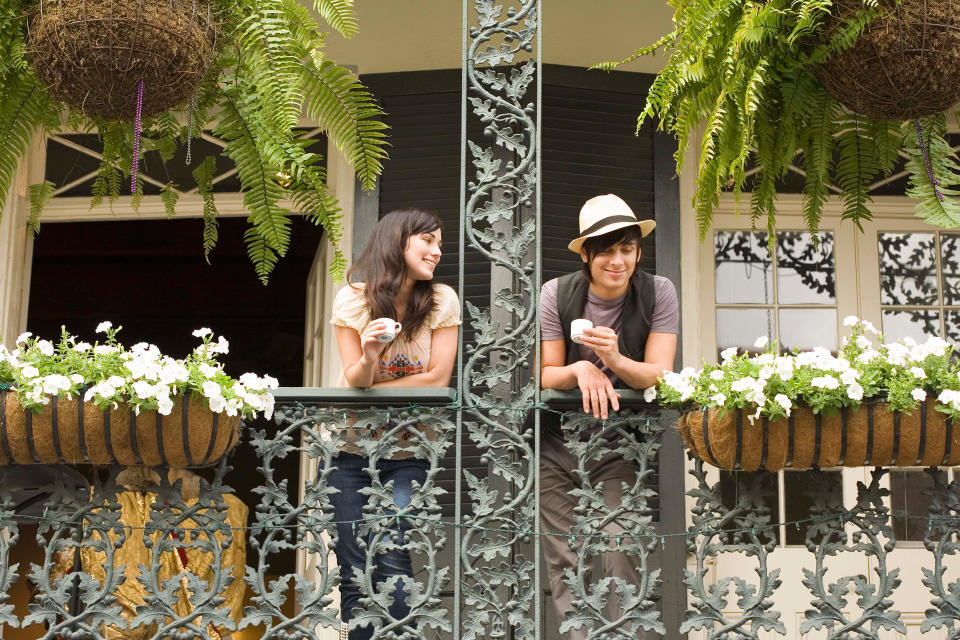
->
[216,93,291,282]
[591,31,678,72]
[800,86,838,235]
[301,60,389,191]
[193,156,219,261]
[27,180,55,234]
[0,75,48,217]
[834,113,877,230]
[161,183,179,218]
[313,0,358,38]
[903,115,960,227]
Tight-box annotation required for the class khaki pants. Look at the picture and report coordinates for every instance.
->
[540,426,644,640]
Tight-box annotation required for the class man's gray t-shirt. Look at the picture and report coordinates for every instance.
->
[539,274,679,386]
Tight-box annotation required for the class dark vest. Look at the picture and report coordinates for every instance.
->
[555,270,657,389]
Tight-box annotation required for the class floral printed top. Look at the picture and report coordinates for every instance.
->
[329,282,461,458]
[330,282,461,383]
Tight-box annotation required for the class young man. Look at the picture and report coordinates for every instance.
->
[539,193,678,639]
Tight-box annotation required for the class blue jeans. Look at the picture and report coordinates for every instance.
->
[327,452,428,640]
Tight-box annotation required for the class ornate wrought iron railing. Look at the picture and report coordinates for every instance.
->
[1,391,960,640]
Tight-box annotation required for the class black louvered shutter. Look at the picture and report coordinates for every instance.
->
[361,71,488,519]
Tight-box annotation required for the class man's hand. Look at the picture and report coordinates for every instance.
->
[573,361,620,419]
[579,326,622,369]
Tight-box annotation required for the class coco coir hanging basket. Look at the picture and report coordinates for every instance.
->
[678,399,960,471]
[27,0,217,121]
[818,0,960,121]
[0,390,239,467]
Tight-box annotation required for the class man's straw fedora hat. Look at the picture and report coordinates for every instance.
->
[567,193,655,253]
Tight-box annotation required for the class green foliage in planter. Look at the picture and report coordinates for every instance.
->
[0,0,387,282]
[597,0,960,238]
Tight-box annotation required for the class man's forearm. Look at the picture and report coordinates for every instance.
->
[606,355,668,390]
[540,362,584,390]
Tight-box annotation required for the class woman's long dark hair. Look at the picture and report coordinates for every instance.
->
[347,208,443,341]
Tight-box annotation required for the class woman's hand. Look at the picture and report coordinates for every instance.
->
[359,319,390,364]
[579,326,622,369]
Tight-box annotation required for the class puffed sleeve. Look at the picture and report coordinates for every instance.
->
[329,284,370,331]
[428,284,462,329]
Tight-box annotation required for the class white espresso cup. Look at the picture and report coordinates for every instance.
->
[373,318,403,342]
[570,318,593,344]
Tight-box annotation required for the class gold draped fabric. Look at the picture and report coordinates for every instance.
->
[54,469,248,639]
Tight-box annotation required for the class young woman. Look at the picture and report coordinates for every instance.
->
[329,208,460,640]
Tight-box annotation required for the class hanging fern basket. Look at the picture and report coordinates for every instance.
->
[818,0,960,121]
[679,400,960,471]
[26,0,217,121]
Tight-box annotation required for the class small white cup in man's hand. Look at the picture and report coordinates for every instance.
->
[373,318,403,342]
[570,318,593,345]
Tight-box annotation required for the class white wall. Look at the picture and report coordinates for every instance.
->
[322,0,674,74]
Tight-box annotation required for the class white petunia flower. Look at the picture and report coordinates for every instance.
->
[202,380,222,399]
[720,347,738,362]
[754,336,769,349]
[36,340,54,357]
[756,353,775,366]
[73,342,91,353]
[199,363,219,379]
[643,386,657,402]
[95,321,112,334]
[840,369,859,386]
[811,375,840,390]
[847,383,864,401]
[208,336,230,354]
[192,328,213,338]
[94,345,118,356]
[69,374,83,384]
[21,365,39,379]
[41,374,72,395]
[156,394,174,416]
[207,394,226,413]
[843,316,860,327]
[709,369,725,381]
[911,367,927,379]
[912,388,927,402]
[774,393,792,413]
[862,320,878,334]
[774,357,794,381]
[855,335,872,350]
[132,381,156,399]
[710,392,727,406]
[15,332,31,345]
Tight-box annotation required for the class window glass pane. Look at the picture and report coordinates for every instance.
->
[784,470,843,545]
[941,233,960,305]
[779,308,837,351]
[890,470,933,542]
[878,232,938,305]
[945,311,960,343]
[715,231,773,304]
[717,308,774,358]
[776,232,836,304]
[882,309,941,342]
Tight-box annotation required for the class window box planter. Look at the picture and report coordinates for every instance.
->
[678,400,960,471]
[0,390,239,467]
